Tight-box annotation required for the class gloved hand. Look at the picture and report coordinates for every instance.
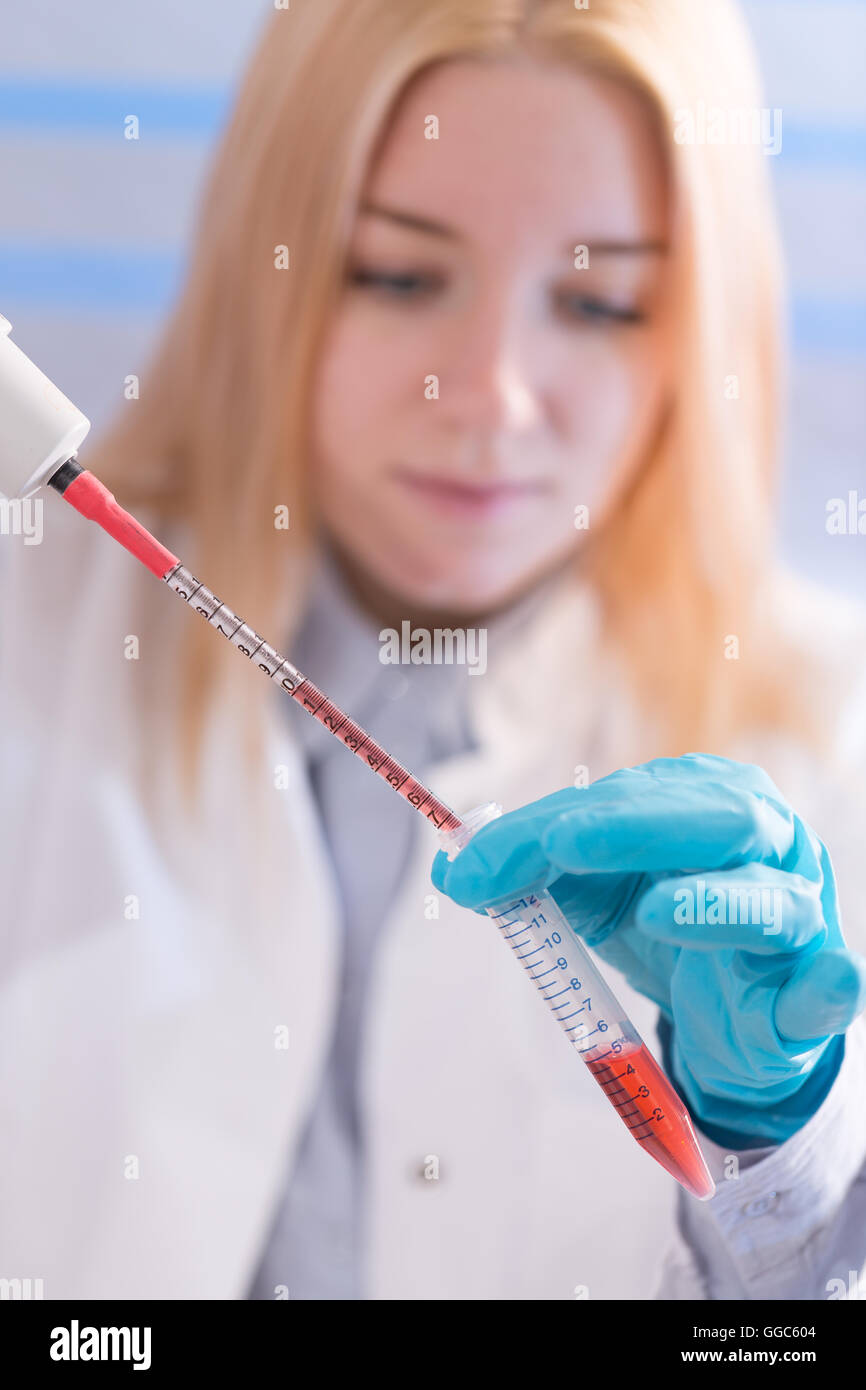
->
[432,754,866,1149]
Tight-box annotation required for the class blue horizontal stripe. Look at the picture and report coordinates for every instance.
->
[0,79,229,137]
[780,124,866,168]
[0,76,864,166]
[0,244,184,311]
[789,298,866,356]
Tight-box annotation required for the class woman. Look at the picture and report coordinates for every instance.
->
[2,0,865,1301]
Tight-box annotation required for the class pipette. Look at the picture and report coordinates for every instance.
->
[0,316,715,1200]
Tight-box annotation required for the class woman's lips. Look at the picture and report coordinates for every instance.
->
[392,468,550,521]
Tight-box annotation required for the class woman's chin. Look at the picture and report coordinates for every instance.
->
[324,525,578,623]
[371,558,548,618]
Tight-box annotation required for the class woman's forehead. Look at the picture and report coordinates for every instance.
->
[360,56,669,249]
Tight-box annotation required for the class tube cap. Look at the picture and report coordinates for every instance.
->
[0,314,91,498]
[438,802,503,860]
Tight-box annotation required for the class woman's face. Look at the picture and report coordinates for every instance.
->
[311,55,671,616]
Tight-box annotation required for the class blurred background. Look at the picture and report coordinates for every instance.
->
[0,0,863,590]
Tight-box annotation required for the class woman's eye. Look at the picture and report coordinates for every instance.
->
[555,292,647,326]
[347,266,443,300]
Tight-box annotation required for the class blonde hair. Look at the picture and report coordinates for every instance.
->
[86,0,818,803]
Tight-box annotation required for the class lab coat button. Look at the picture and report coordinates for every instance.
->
[743,1191,779,1217]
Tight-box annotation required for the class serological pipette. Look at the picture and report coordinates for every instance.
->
[0,315,715,1200]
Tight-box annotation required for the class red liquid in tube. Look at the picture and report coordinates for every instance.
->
[585,1040,715,1199]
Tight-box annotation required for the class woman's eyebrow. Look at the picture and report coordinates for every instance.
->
[359,203,668,255]
[359,201,460,239]
[580,239,668,255]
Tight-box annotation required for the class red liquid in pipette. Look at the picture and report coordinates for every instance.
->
[585,1040,715,1199]
[54,463,715,1199]
[55,469,462,830]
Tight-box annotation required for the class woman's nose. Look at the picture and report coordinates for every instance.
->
[434,295,543,441]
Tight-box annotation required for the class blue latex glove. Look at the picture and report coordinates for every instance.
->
[432,754,866,1149]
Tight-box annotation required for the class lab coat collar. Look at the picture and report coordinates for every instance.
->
[254,550,611,858]
[281,543,606,783]
[288,540,593,761]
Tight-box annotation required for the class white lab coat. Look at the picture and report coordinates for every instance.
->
[1,507,865,1302]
